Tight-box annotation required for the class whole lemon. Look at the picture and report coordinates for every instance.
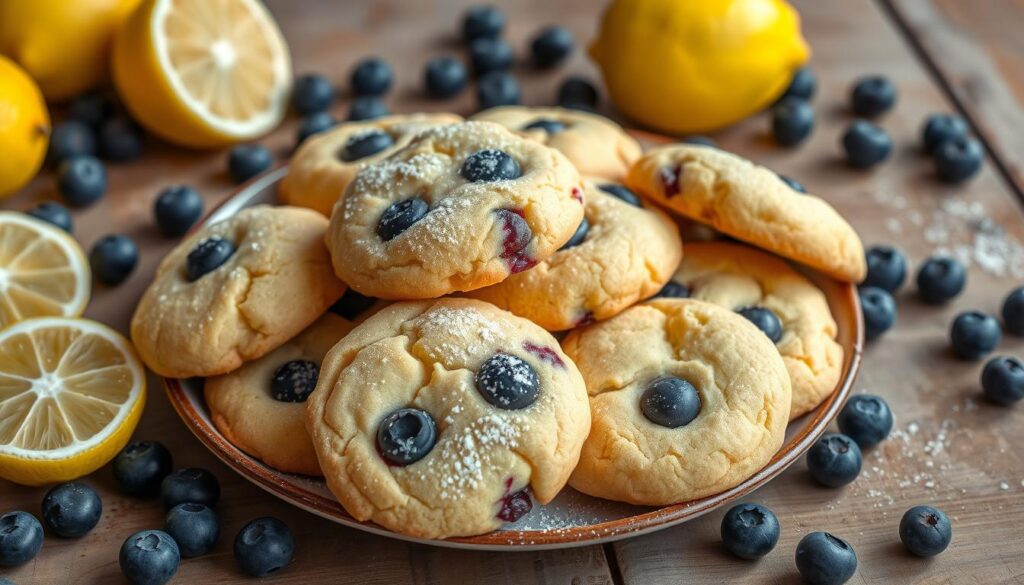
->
[590,0,810,134]
[0,56,49,198]
[0,0,141,102]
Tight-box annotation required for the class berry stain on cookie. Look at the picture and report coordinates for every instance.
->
[658,163,683,197]
[522,341,565,369]
[571,186,583,204]
[495,208,536,273]
[497,478,533,523]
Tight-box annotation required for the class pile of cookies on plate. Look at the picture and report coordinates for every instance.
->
[131,106,865,540]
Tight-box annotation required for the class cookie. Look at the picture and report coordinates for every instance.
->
[280,113,463,216]
[472,106,641,180]
[326,120,585,300]
[665,242,843,419]
[626,145,866,282]
[131,205,345,378]
[562,299,791,506]
[467,179,682,330]
[305,298,590,539]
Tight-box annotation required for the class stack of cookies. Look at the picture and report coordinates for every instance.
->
[131,106,865,540]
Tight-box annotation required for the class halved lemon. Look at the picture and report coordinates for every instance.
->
[112,0,292,148]
[0,212,90,330]
[0,317,146,485]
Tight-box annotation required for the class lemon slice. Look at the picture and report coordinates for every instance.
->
[112,0,292,148]
[0,317,146,486]
[0,212,90,329]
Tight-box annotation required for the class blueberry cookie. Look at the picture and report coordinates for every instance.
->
[305,298,590,539]
[280,113,463,216]
[664,242,842,419]
[326,121,585,299]
[561,299,791,505]
[131,205,345,378]
[626,145,866,282]
[467,179,682,330]
[472,106,641,180]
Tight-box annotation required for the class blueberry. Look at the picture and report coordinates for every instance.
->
[653,281,690,298]
[682,135,717,147]
[771,97,814,147]
[795,531,858,585]
[57,155,107,207]
[922,113,968,154]
[347,96,389,122]
[598,183,642,207]
[424,57,468,99]
[899,505,952,557]
[477,71,521,110]
[950,310,1001,360]
[90,234,139,285]
[841,119,891,169]
[69,90,119,128]
[165,503,218,558]
[350,57,392,97]
[806,432,862,488]
[46,120,97,166]
[495,208,532,257]
[1002,286,1024,335]
[340,130,394,162]
[720,503,780,560]
[153,185,203,237]
[522,118,566,134]
[640,376,701,428]
[113,440,173,497]
[329,288,377,320]
[932,135,982,183]
[377,408,438,466]
[530,26,573,68]
[186,236,236,281]
[271,360,319,403]
[462,5,505,43]
[916,256,966,304]
[461,149,520,182]
[0,511,43,567]
[850,75,897,117]
[858,286,896,341]
[778,174,806,193]
[119,530,179,585]
[234,517,294,577]
[559,217,589,251]
[227,144,272,183]
[837,394,893,448]
[470,37,515,76]
[736,306,783,343]
[863,245,907,292]
[27,201,73,232]
[377,197,429,241]
[557,76,598,109]
[475,353,540,410]
[780,66,816,101]
[41,482,102,538]
[295,111,338,145]
[292,73,334,115]
[981,356,1024,406]
[98,115,144,162]
[160,468,220,509]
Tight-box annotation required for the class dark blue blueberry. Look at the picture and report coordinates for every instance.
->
[470,37,515,76]
[295,111,338,145]
[807,432,862,488]
[153,185,203,237]
[916,256,966,304]
[1002,286,1024,336]
[350,58,392,97]
[559,217,589,251]
[228,144,272,184]
[720,503,780,560]
[842,120,891,169]
[41,482,102,538]
[557,76,598,109]
[932,135,982,183]
[98,115,144,162]
[780,66,816,101]
[90,234,139,286]
[530,26,573,68]
[461,149,520,182]
[347,96,389,122]
[778,174,806,193]
[922,113,968,154]
[950,310,1001,360]
[850,75,896,117]
[160,468,220,509]
[27,201,73,233]
[771,97,814,146]
[340,130,394,162]
[0,576,14,585]
[981,356,1024,406]
[164,503,218,558]
[424,57,468,99]
[462,5,505,43]
[795,531,857,585]
[682,135,717,147]
[0,511,43,567]
[119,530,179,585]
[858,286,896,341]
[640,376,701,428]
[899,506,952,557]
[270,360,319,403]
[377,408,438,465]
[113,440,173,497]
[69,90,119,128]
[737,307,783,343]
[377,197,429,241]
[330,288,377,320]
[57,155,107,207]
[598,183,642,207]
[653,281,690,299]
[837,394,893,448]
[291,73,334,115]
[522,118,566,134]
[46,120,97,166]
[234,517,294,577]
[475,353,540,410]
[477,71,521,110]
[863,245,907,292]
[186,236,236,281]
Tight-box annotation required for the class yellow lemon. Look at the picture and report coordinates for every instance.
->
[0,56,49,199]
[0,317,146,486]
[112,0,292,148]
[0,0,140,102]
[590,0,810,134]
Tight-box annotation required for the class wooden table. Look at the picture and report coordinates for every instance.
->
[3,0,1024,583]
